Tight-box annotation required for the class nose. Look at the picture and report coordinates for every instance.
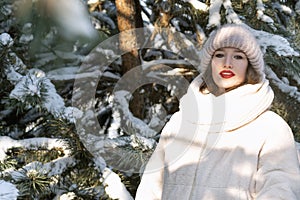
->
[224,55,233,68]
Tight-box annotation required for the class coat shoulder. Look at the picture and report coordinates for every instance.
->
[259,110,290,129]
[257,110,294,142]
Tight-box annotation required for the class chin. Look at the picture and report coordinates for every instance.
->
[225,83,246,92]
[217,83,235,90]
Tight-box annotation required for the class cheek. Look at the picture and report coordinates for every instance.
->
[211,64,219,80]
[211,60,221,74]
[237,63,248,79]
[241,62,248,74]
[211,59,221,68]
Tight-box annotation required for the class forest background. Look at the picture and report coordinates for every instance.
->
[0,0,300,199]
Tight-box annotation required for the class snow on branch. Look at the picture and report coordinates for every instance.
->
[91,11,116,30]
[223,0,242,24]
[0,136,78,199]
[10,157,76,182]
[1,33,82,123]
[184,0,208,11]
[206,0,280,28]
[296,0,300,15]
[0,136,77,191]
[0,180,18,200]
[272,2,293,16]
[148,27,201,66]
[207,0,223,28]
[0,33,13,47]
[114,90,157,138]
[265,66,300,102]
[207,0,241,28]
[1,33,26,84]
[0,136,71,162]
[9,68,83,123]
[256,0,274,24]
[101,168,134,200]
[93,157,133,200]
[249,26,300,57]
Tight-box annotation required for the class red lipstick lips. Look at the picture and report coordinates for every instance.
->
[219,70,235,78]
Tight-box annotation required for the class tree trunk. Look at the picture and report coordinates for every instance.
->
[115,0,145,119]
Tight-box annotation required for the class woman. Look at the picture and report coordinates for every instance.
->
[135,24,300,199]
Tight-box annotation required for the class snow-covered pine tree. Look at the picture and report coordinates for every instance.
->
[0,0,112,199]
[0,0,300,199]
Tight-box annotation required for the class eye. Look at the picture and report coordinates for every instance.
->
[214,53,224,58]
[233,54,245,60]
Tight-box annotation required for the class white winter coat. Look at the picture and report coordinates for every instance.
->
[135,75,300,200]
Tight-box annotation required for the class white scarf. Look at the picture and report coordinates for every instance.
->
[179,75,274,133]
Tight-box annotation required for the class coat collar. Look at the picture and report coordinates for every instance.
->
[179,75,274,133]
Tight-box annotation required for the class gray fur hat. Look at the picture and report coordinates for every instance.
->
[200,24,265,80]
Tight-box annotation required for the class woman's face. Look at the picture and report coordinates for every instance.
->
[211,47,248,91]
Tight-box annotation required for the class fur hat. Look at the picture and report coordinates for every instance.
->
[200,24,265,81]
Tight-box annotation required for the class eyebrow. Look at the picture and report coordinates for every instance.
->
[216,48,244,53]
